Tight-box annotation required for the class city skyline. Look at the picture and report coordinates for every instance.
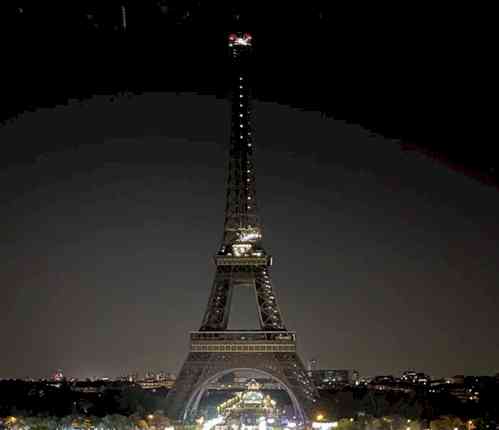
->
[1,91,498,380]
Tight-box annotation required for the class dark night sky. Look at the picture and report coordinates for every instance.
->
[1,92,498,380]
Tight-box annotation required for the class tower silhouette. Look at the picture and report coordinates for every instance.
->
[167,32,317,423]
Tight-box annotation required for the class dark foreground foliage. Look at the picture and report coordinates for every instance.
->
[1,381,498,423]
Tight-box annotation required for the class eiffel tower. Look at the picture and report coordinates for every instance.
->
[167,32,318,423]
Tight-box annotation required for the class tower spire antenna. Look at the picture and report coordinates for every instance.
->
[221,31,262,254]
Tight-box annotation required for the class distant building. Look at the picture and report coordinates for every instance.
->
[401,370,430,385]
[368,375,413,393]
[126,372,139,383]
[447,374,465,385]
[447,386,479,403]
[310,369,358,388]
[307,358,318,376]
[71,382,104,393]
[430,375,495,403]
[138,372,176,390]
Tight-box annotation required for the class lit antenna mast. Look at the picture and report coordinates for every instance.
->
[121,4,127,31]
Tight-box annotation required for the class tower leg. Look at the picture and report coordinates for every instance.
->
[254,267,286,330]
[200,267,234,331]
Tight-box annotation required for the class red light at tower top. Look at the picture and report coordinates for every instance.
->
[228,32,252,47]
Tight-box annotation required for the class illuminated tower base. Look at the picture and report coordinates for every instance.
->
[168,331,316,422]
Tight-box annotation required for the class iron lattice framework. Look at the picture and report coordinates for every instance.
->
[167,32,318,422]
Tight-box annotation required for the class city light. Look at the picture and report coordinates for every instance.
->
[6,417,17,425]
[202,416,224,430]
[258,416,267,430]
[237,227,262,243]
[232,243,252,256]
[312,422,338,430]
[228,33,252,47]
